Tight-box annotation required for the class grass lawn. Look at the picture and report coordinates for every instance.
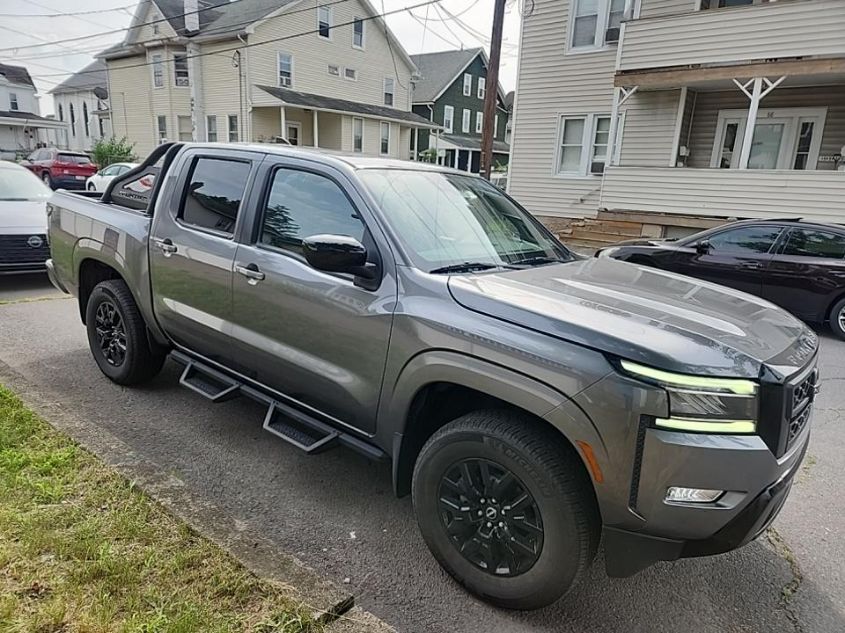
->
[0,385,320,633]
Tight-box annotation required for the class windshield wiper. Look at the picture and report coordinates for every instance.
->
[429,262,511,274]
[508,256,566,267]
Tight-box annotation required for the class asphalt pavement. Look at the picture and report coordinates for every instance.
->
[0,274,843,633]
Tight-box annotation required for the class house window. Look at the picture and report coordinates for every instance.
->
[328,64,340,76]
[344,67,357,81]
[99,117,105,137]
[70,103,76,136]
[9,93,18,111]
[383,77,395,107]
[287,123,300,145]
[83,102,90,137]
[475,111,483,134]
[207,115,218,142]
[178,115,192,141]
[353,117,363,152]
[463,73,472,97]
[477,78,486,100]
[152,54,164,88]
[494,114,499,138]
[443,105,454,133]
[570,0,625,50]
[380,122,390,155]
[353,17,364,48]
[699,0,755,8]
[152,13,160,34]
[228,114,239,142]
[278,52,293,88]
[555,113,611,176]
[58,104,63,121]
[590,116,611,173]
[174,53,189,86]
[156,115,167,143]
[462,109,471,134]
[318,5,332,38]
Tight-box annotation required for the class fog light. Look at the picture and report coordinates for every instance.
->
[665,487,723,504]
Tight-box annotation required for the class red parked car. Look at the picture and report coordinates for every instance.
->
[21,148,97,190]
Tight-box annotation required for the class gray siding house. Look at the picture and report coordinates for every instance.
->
[411,48,510,173]
[509,0,845,243]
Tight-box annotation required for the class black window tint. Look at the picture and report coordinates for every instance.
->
[260,168,364,255]
[181,158,250,235]
[707,226,782,255]
[783,229,845,259]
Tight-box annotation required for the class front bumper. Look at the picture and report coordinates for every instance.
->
[45,259,69,293]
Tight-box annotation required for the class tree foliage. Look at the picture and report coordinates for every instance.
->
[91,137,136,168]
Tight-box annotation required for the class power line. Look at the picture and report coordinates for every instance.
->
[0,4,135,18]
[408,11,461,49]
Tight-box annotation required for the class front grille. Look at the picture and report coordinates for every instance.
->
[786,368,818,449]
[0,234,49,265]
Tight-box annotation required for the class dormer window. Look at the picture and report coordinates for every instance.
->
[152,13,160,35]
[9,93,18,111]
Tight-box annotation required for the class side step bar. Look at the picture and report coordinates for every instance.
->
[170,351,385,461]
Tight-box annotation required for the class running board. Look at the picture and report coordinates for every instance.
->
[263,400,340,453]
[179,361,241,402]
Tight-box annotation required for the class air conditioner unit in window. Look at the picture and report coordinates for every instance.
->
[590,161,606,175]
[605,27,620,43]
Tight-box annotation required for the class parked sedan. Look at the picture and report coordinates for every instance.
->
[21,147,97,190]
[597,219,845,339]
[86,162,139,192]
[0,161,51,274]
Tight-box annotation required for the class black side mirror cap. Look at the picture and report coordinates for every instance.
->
[302,234,377,280]
[696,240,711,254]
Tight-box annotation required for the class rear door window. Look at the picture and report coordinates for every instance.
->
[706,226,783,254]
[179,157,251,236]
[782,228,845,259]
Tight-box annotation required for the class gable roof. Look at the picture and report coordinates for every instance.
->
[0,63,35,89]
[410,48,481,103]
[48,60,108,96]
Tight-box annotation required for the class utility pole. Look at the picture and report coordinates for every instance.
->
[480,0,506,180]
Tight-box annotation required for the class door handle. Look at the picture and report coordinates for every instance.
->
[153,237,177,256]
[235,263,266,284]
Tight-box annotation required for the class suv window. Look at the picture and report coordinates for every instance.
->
[706,226,782,255]
[260,168,364,256]
[180,157,251,235]
[783,228,845,259]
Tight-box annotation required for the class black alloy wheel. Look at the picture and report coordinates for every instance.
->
[438,458,544,577]
[94,300,127,367]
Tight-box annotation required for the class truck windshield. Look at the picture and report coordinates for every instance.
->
[0,164,50,201]
[359,169,572,273]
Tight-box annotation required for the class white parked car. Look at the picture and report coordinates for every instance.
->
[0,161,51,274]
[86,162,139,192]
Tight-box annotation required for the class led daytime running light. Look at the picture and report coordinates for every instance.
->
[655,418,756,433]
[620,360,757,395]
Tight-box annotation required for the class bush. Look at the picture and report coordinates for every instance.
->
[91,137,136,168]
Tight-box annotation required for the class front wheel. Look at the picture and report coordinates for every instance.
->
[830,297,845,340]
[85,279,166,385]
[87,183,96,191]
[42,172,53,189]
[412,410,600,610]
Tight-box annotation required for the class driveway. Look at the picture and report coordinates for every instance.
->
[1,277,843,633]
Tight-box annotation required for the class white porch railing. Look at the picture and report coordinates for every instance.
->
[618,0,845,73]
[600,167,845,225]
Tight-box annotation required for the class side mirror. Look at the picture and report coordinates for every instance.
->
[696,239,711,255]
[302,234,376,280]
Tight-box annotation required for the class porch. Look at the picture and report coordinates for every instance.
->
[428,133,510,174]
[0,112,68,160]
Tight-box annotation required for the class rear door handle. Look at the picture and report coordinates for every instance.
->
[153,237,177,256]
[235,263,266,284]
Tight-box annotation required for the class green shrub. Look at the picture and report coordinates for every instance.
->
[91,137,136,168]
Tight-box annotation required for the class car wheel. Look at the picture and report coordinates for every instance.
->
[85,279,166,385]
[42,172,53,189]
[412,410,600,610]
[830,297,845,341]
[87,183,96,191]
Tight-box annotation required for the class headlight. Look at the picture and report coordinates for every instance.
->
[620,360,758,434]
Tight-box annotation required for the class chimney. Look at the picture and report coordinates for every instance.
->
[184,0,199,33]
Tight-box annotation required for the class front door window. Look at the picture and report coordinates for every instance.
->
[747,122,785,170]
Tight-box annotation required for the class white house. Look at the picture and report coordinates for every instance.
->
[50,60,111,152]
[0,63,66,159]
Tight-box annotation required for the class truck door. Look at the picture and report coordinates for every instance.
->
[228,158,397,434]
[149,148,259,362]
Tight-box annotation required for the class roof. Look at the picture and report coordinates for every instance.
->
[410,48,481,103]
[0,63,35,89]
[439,133,510,154]
[256,85,438,127]
[48,60,108,96]
[0,110,56,123]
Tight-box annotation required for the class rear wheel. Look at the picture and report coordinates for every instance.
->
[830,297,845,340]
[42,172,53,189]
[85,279,166,385]
[412,410,599,610]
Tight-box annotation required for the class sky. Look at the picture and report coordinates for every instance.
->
[0,0,523,116]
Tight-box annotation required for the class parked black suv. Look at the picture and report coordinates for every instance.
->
[598,219,845,339]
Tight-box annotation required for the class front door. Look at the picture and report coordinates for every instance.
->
[149,148,258,362]
[229,159,396,433]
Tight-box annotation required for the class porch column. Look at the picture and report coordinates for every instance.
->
[608,86,638,167]
[413,127,419,160]
[313,110,319,148]
[280,106,286,140]
[669,87,688,167]
[734,76,786,170]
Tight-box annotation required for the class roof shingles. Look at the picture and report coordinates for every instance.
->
[0,63,35,89]
[409,48,482,103]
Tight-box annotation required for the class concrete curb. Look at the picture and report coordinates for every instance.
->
[0,359,393,631]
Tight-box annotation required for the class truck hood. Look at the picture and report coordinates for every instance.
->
[448,258,817,379]
[0,200,47,234]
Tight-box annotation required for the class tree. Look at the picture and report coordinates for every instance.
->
[91,137,136,168]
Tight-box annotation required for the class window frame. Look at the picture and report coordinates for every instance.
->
[443,105,454,133]
[352,16,365,49]
[151,53,164,88]
[317,5,332,39]
[463,73,472,97]
[156,115,167,143]
[173,52,190,87]
[328,64,340,76]
[383,77,395,107]
[206,115,218,142]
[277,51,294,88]
[228,114,239,142]
[83,102,90,137]
[353,117,364,153]
[379,121,391,155]
[554,113,612,177]
[343,67,358,81]
[462,108,471,134]
[176,155,253,240]
[177,115,193,142]
[286,121,302,146]
[9,93,18,111]
[567,0,626,54]
[475,111,483,134]
[477,77,486,100]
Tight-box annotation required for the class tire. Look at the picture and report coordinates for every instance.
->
[412,410,600,610]
[87,183,96,191]
[42,172,53,189]
[830,297,845,340]
[85,279,166,385]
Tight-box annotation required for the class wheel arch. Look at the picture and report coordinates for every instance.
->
[824,289,845,323]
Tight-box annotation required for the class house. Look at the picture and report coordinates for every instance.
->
[0,63,67,159]
[508,0,845,245]
[50,60,111,152]
[100,0,437,159]
[410,48,510,173]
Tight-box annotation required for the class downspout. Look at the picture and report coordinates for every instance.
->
[238,34,250,142]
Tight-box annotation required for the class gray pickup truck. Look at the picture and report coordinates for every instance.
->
[46,142,819,609]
